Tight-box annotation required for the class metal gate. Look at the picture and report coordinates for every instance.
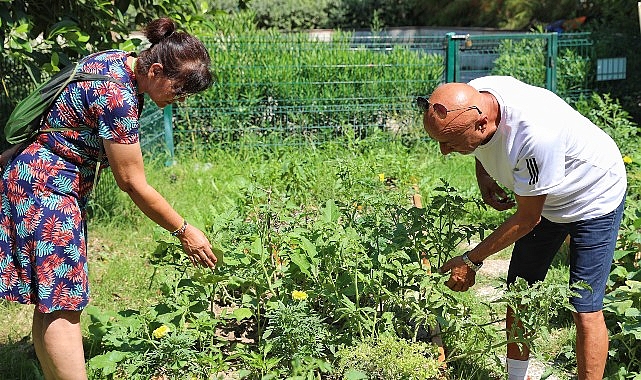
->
[443,32,593,99]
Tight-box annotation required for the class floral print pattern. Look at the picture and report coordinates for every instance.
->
[0,50,140,313]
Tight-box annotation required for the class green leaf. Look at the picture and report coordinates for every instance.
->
[613,249,634,261]
[14,23,29,34]
[251,237,265,257]
[87,351,129,375]
[51,52,59,68]
[231,307,253,321]
[48,20,80,38]
[298,236,317,258]
[621,321,641,339]
[604,300,633,315]
[610,265,628,280]
[323,199,339,222]
[624,308,640,318]
[344,369,369,380]
[289,251,312,278]
[119,39,138,52]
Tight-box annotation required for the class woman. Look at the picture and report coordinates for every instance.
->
[0,18,217,379]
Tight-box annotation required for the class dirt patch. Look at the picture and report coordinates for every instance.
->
[478,258,511,279]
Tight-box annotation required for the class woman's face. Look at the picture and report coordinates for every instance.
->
[144,63,188,108]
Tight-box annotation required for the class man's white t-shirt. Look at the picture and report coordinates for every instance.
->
[469,76,626,223]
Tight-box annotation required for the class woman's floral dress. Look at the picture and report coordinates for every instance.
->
[0,50,141,313]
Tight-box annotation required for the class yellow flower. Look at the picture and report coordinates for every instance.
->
[378,173,385,182]
[292,290,308,301]
[623,155,633,164]
[152,325,171,339]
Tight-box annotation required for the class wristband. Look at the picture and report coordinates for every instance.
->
[170,220,188,237]
[461,252,483,272]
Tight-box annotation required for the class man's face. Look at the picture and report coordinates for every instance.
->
[422,107,481,155]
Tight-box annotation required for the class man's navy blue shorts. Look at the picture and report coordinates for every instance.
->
[507,197,625,313]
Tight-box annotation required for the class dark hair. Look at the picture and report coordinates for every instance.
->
[136,17,213,95]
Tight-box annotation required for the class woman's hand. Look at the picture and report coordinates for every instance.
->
[177,224,217,269]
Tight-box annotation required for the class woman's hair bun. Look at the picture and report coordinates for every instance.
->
[143,17,177,45]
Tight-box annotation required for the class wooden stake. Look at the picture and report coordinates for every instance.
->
[412,185,446,365]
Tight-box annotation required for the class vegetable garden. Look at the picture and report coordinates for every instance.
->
[1,24,640,380]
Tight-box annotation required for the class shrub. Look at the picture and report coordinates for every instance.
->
[573,92,640,153]
[333,334,443,380]
[492,34,591,99]
[263,300,331,361]
[249,0,345,31]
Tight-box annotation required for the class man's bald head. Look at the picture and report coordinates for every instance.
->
[422,82,484,137]
[429,82,482,113]
[420,82,497,155]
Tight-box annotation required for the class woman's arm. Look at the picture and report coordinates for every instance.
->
[102,139,217,268]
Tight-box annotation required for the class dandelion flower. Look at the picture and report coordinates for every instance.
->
[152,325,171,339]
[623,156,633,164]
[292,290,308,301]
[378,173,385,182]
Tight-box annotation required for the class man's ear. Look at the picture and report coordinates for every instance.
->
[476,114,489,132]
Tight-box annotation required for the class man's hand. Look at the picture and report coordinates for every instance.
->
[439,255,476,292]
[475,158,515,211]
[478,175,515,211]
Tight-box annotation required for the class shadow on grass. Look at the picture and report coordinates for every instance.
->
[0,336,42,380]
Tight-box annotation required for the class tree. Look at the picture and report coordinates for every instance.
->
[0,0,216,128]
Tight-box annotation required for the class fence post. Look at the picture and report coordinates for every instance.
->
[445,32,458,83]
[163,104,175,166]
[445,33,472,83]
[546,32,559,93]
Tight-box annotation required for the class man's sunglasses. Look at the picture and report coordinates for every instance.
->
[416,96,481,119]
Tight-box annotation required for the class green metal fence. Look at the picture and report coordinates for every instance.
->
[0,31,595,158]
[170,33,445,152]
[447,32,593,98]
[166,31,594,154]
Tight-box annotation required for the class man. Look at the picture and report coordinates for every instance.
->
[418,76,626,380]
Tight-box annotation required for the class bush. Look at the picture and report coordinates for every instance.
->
[263,300,331,361]
[333,334,443,380]
[573,92,640,153]
[492,35,591,99]
[250,0,345,31]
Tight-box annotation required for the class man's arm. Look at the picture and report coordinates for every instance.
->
[439,194,546,291]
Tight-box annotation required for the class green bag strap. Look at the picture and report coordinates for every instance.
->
[42,68,124,200]
[92,151,103,196]
[40,65,125,102]
[39,68,126,135]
